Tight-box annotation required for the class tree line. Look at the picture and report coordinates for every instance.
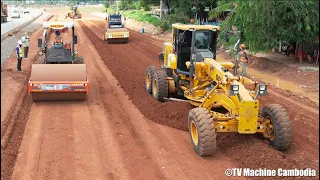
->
[115,0,318,60]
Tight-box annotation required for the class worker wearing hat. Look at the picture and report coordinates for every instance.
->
[240,44,248,76]
[21,32,30,60]
[16,40,23,72]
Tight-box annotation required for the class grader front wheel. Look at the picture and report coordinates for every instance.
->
[262,104,292,151]
[146,66,157,94]
[188,107,217,156]
[152,70,168,102]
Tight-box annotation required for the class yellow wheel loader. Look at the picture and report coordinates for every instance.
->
[28,21,88,102]
[146,24,292,157]
[103,14,129,43]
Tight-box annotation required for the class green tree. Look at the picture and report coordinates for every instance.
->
[138,0,154,11]
[210,0,319,63]
[104,1,110,9]
[171,0,216,17]
[120,0,133,10]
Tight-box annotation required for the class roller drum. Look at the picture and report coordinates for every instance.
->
[29,64,88,102]
[105,28,129,43]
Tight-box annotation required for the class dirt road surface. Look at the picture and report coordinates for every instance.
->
[1,10,319,180]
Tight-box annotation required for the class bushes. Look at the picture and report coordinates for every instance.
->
[122,10,161,27]
[160,12,189,31]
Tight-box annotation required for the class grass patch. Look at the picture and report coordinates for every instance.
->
[103,8,117,14]
[78,7,104,12]
[121,10,161,27]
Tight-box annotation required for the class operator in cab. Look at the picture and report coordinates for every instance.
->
[53,30,64,48]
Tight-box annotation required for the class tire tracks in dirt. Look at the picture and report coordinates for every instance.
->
[93,21,162,69]
[83,20,192,131]
[77,20,239,180]
[1,14,55,180]
[76,22,166,180]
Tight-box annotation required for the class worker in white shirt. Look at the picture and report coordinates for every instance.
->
[21,32,30,60]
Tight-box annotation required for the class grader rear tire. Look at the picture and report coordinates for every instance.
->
[152,70,168,102]
[262,104,292,151]
[188,107,217,157]
[146,66,157,94]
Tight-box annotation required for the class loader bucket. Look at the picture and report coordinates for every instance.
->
[105,28,129,43]
[28,64,88,102]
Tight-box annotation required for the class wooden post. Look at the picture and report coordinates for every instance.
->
[316,48,319,64]
[279,40,281,53]
[298,43,303,64]
[295,41,298,57]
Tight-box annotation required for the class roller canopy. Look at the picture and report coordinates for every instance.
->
[43,21,74,29]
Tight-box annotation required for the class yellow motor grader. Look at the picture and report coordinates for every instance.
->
[66,6,82,19]
[145,24,292,156]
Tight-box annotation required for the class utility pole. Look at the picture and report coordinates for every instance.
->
[116,0,119,13]
[160,0,163,18]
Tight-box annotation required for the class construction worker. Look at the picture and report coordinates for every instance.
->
[16,40,23,72]
[21,32,30,60]
[240,44,248,76]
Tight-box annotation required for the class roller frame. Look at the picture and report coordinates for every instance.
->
[28,80,89,94]
[106,38,128,43]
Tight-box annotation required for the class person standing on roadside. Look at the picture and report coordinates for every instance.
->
[21,32,30,60]
[16,41,23,72]
[240,44,248,76]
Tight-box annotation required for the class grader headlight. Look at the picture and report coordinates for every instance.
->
[258,84,267,95]
[229,84,239,96]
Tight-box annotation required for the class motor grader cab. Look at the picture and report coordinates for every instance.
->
[66,6,82,19]
[28,21,88,102]
[146,23,292,157]
[103,14,129,43]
